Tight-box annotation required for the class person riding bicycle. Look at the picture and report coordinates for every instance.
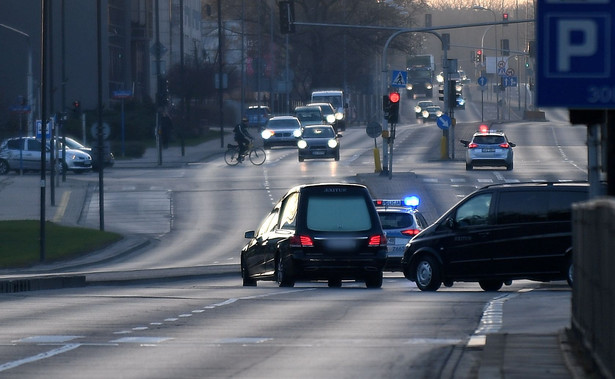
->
[233,117,253,160]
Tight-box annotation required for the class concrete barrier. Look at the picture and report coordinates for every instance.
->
[572,198,615,379]
[0,275,86,293]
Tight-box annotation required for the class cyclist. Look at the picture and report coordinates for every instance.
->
[233,116,253,160]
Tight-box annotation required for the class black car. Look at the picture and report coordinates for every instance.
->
[241,183,388,288]
[401,182,589,291]
[297,124,341,162]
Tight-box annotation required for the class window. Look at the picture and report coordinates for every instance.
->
[548,191,586,221]
[473,135,506,145]
[256,210,279,238]
[279,193,299,230]
[27,140,42,152]
[306,195,371,232]
[379,212,414,229]
[455,193,492,227]
[497,191,548,224]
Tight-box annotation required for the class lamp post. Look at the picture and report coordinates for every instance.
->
[473,5,500,119]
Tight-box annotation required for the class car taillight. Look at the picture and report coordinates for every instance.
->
[468,142,478,149]
[368,234,386,247]
[499,142,510,148]
[400,228,421,236]
[289,235,314,247]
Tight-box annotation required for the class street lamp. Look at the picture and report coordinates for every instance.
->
[472,5,500,119]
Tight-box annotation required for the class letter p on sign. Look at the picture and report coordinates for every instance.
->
[557,20,597,72]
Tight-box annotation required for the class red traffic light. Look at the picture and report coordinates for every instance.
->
[388,92,400,103]
[476,49,482,55]
[502,13,508,21]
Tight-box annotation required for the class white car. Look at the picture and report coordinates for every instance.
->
[0,136,92,174]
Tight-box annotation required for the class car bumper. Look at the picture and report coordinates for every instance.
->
[290,251,387,280]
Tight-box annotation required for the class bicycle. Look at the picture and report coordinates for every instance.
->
[224,141,266,166]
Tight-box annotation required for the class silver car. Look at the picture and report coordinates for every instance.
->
[0,136,92,174]
[461,129,515,171]
[260,116,302,149]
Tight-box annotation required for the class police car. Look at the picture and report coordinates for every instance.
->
[374,197,429,271]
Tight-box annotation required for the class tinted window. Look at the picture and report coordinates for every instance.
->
[379,212,414,229]
[497,191,548,224]
[28,140,42,152]
[306,195,372,232]
[455,193,492,227]
[7,139,23,150]
[548,190,586,221]
[473,135,505,144]
[257,210,279,237]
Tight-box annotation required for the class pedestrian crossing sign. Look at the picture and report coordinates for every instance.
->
[391,70,407,88]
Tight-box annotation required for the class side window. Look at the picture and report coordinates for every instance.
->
[256,210,279,238]
[497,191,548,224]
[279,192,299,230]
[455,193,493,227]
[548,191,586,221]
[7,139,23,150]
[416,213,429,229]
[27,140,42,152]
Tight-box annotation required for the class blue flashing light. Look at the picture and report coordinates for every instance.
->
[403,196,420,208]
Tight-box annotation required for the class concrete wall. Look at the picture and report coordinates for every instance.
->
[572,198,615,379]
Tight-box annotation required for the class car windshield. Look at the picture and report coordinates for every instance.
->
[296,110,322,123]
[303,127,334,138]
[312,96,341,108]
[473,135,506,144]
[267,119,298,129]
[306,195,372,232]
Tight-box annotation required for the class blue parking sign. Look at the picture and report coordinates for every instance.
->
[536,0,614,108]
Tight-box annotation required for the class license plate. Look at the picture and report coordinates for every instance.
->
[313,151,325,155]
[482,148,495,152]
[326,239,356,250]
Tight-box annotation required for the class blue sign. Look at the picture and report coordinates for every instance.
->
[477,76,488,87]
[436,114,452,130]
[536,0,615,108]
[35,120,52,139]
[391,70,407,88]
[113,90,133,99]
[501,76,518,87]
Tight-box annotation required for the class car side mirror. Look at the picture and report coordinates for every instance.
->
[460,139,469,147]
[509,142,516,147]
[244,230,255,239]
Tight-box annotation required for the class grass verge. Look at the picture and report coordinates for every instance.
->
[0,220,122,269]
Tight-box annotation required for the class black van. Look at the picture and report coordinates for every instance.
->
[241,183,388,288]
[401,182,589,291]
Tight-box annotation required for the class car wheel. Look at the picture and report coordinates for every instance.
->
[566,257,573,287]
[465,162,473,171]
[414,256,441,291]
[0,159,9,175]
[334,150,340,161]
[478,280,503,291]
[298,156,304,162]
[365,271,383,289]
[276,254,295,287]
[506,162,513,171]
[327,278,342,288]
[241,258,257,287]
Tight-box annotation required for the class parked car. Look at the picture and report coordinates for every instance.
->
[401,182,590,291]
[460,126,515,170]
[260,116,302,149]
[0,136,92,175]
[374,197,429,271]
[296,124,341,162]
[241,183,388,288]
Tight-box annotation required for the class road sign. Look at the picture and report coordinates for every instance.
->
[36,120,52,139]
[113,90,133,99]
[536,0,615,108]
[477,76,488,87]
[436,114,452,130]
[391,70,407,88]
[506,68,515,76]
[502,76,518,87]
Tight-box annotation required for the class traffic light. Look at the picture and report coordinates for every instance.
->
[157,76,169,107]
[382,95,391,119]
[502,13,509,26]
[449,80,458,108]
[72,100,81,118]
[388,92,400,124]
[279,0,295,34]
[476,49,482,62]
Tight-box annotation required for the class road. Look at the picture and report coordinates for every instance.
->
[0,95,587,377]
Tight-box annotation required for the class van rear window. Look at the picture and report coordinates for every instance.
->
[306,195,372,232]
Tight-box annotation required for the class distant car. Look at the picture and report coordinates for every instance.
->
[456,96,466,110]
[297,124,341,162]
[306,102,344,131]
[419,105,443,122]
[374,197,429,271]
[241,183,388,288]
[61,137,115,170]
[414,100,434,119]
[0,136,92,175]
[294,105,325,126]
[260,116,302,149]
[460,126,515,171]
[245,106,271,129]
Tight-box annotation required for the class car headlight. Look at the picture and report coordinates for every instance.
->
[261,129,273,139]
[327,139,338,148]
[436,74,444,83]
[414,106,422,113]
[426,83,433,90]
[326,114,336,124]
[422,110,429,118]
[436,110,443,117]
[406,83,413,91]
[297,140,308,149]
[335,112,344,120]
[293,129,302,138]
